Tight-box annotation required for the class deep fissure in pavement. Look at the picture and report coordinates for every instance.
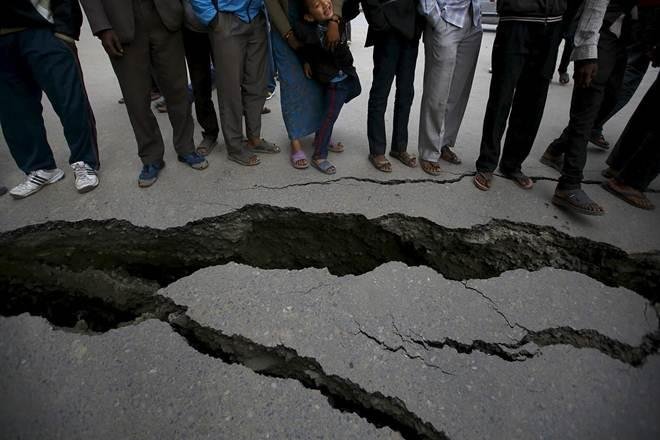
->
[2,204,659,436]
[1,281,447,440]
[2,204,658,300]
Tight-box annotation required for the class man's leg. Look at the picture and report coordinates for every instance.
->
[183,27,219,142]
[500,23,561,174]
[391,35,419,153]
[0,32,57,174]
[110,1,165,166]
[367,32,400,157]
[418,20,460,164]
[475,22,527,174]
[22,31,100,170]
[610,73,660,190]
[559,32,623,190]
[243,13,269,144]
[441,20,482,150]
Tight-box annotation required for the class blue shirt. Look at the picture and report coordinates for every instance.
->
[190,0,264,26]
[418,0,481,30]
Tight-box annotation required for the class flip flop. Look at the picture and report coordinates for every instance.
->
[420,159,442,176]
[389,151,417,168]
[249,139,280,154]
[368,154,392,173]
[311,158,336,175]
[440,145,461,164]
[601,179,654,210]
[500,170,534,190]
[328,141,344,153]
[552,188,605,216]
[291,150,309,169]
[228,148,260,166]
[473,171,492,191]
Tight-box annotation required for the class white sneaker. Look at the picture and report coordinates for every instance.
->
[71,161,99,193]
[10,168,65,199]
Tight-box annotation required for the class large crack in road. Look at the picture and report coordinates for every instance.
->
[2,204,658,300]
[1,204,659,438]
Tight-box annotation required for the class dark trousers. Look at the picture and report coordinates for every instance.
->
[0,29,99,174]
[606,71,660,191]
[591,39,650,135]
[313,76,358,159]
[367,31,419,155]
[476,21,562,174]
[183,27,219,141]
[548,31,627,189]
[110,0,194,165]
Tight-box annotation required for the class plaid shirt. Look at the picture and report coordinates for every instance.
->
[418,0,481,30]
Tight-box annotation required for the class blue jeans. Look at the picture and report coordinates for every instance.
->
[0,29,99,173]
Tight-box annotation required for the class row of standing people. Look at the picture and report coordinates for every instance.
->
[1,0,658,214]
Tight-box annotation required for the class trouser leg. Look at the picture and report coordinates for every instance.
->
[418,20,460,162]
[211,12,249,154]
[20,29,99,169]
[611,73,660,190]
[242,13,268,140]
[313,79,351,160]
[476,22,527,173]
[441,22,482,148]
[367,33,400,156]
[183,27,219,140]
[110,0,165,165]
[559,32,624,190]
[0,32,56,173]
[390,36,419,152]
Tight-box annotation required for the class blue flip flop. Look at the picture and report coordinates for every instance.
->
[311,159,336,175]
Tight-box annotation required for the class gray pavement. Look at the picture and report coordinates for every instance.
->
[1,17,659,440]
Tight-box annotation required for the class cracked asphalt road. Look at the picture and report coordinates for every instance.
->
[1,17,659,440]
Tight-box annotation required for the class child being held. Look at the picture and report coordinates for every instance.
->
[293,0,361,174]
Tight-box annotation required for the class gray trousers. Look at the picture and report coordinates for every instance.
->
[110,0,195,164]
[210,12,268,154]
[418,16,482,162]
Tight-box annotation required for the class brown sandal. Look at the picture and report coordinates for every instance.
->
[440,145,461,164]
[389,151,417,168]
[602,179,654,210]
[420,159,442,176]
[473,171,493,191]
[368,154,392,173]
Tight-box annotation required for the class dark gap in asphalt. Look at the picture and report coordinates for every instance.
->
[1,203,658,435]
[0,278,447,440]
[1,204,657,301]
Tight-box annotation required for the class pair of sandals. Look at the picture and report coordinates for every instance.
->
[228,139,281,166]
[369,151,417,173]
[602,177,654,211]
[473,170,534,191]
[418,146,462,176]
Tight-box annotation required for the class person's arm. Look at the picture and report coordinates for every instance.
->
[265,0,292,36]
[79,0,123,57]
[79,0,113,35]
[417,0,443,31]
[190,0,219,27]
[572,0,609,87]
[51,0,83,41]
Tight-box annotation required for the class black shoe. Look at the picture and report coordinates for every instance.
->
[0,186,7,196]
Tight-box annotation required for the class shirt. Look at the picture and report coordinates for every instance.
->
[573,0,619,61]
[418,0,481,31]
